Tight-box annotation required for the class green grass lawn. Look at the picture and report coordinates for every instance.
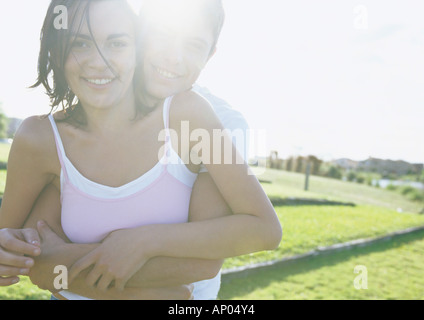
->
[0,143,11,163]
[219,229,424,300]
[223,204,424,270]
[0,143,10,195]
[223,167,424,270]
[254,167,424,214]
[0,277,50,300]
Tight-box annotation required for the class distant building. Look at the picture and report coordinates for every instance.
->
[331,158,359,171]
[331,157,423,176]
[357,157,419,176]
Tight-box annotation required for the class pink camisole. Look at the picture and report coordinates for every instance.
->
[48,96,198,244]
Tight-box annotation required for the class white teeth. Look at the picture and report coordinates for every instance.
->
[156,67,178,79]
[86,78,113,85]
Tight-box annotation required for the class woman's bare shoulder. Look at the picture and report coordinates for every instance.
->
[13,114,57,157]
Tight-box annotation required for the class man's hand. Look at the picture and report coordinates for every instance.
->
[0,227,41,286]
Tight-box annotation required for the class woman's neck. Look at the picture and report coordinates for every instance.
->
[136,89,164,112]
[81,93,137,136]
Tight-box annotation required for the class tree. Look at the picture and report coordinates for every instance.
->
[326,166,342,180]
[307,155,323,175]
[295,156,305,173]
[0,103,9,139]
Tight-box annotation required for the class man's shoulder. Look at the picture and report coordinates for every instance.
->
[191,85,233,112]
[191,85,249,131]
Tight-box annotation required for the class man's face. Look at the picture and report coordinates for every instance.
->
[140,8,215,101]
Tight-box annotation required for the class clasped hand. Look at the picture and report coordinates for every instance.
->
[69,228,151,291]
[0,227,41,286]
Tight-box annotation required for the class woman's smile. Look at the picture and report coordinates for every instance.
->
[82,77,117,89]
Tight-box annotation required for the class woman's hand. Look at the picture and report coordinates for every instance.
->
[28,221,67,291]
[0,227,41,286]
[69,228,152,291]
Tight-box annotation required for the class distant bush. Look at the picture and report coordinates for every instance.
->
[384,184,424,202]
[325,166,342,180]
[406,189,424,202]
[382,172,398,180]
[0,162,6,170]
[385,185,424,203]
[400,186,415,196]
[356,176,365,184]
[347,172,356,182]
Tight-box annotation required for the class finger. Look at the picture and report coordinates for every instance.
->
[0,276,20,286]
[0,232,39,257]
[114,276,129,292]
[22,228,41,249]
[85,266,103,288]
[95,273,114,291]
[69,253,97,284]
[0,250,34,269]
[0,265,29,277]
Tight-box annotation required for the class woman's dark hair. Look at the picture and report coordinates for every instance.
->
[31,0,139,125]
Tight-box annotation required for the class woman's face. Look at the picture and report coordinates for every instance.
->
[64,1,137,111]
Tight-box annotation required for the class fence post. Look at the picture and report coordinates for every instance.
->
[304,161,311,191]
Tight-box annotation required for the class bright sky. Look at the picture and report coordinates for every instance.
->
[0,0,423,163]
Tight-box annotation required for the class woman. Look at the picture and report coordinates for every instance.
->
[0,0,281,299]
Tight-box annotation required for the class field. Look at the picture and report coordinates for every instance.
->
[219,229,424,300]
[0,143,423,299]
[0,143,9,192]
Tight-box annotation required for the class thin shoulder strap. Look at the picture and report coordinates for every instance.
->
[48,114,69,180]
[162,95,174,132]
[162,96,175,163]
